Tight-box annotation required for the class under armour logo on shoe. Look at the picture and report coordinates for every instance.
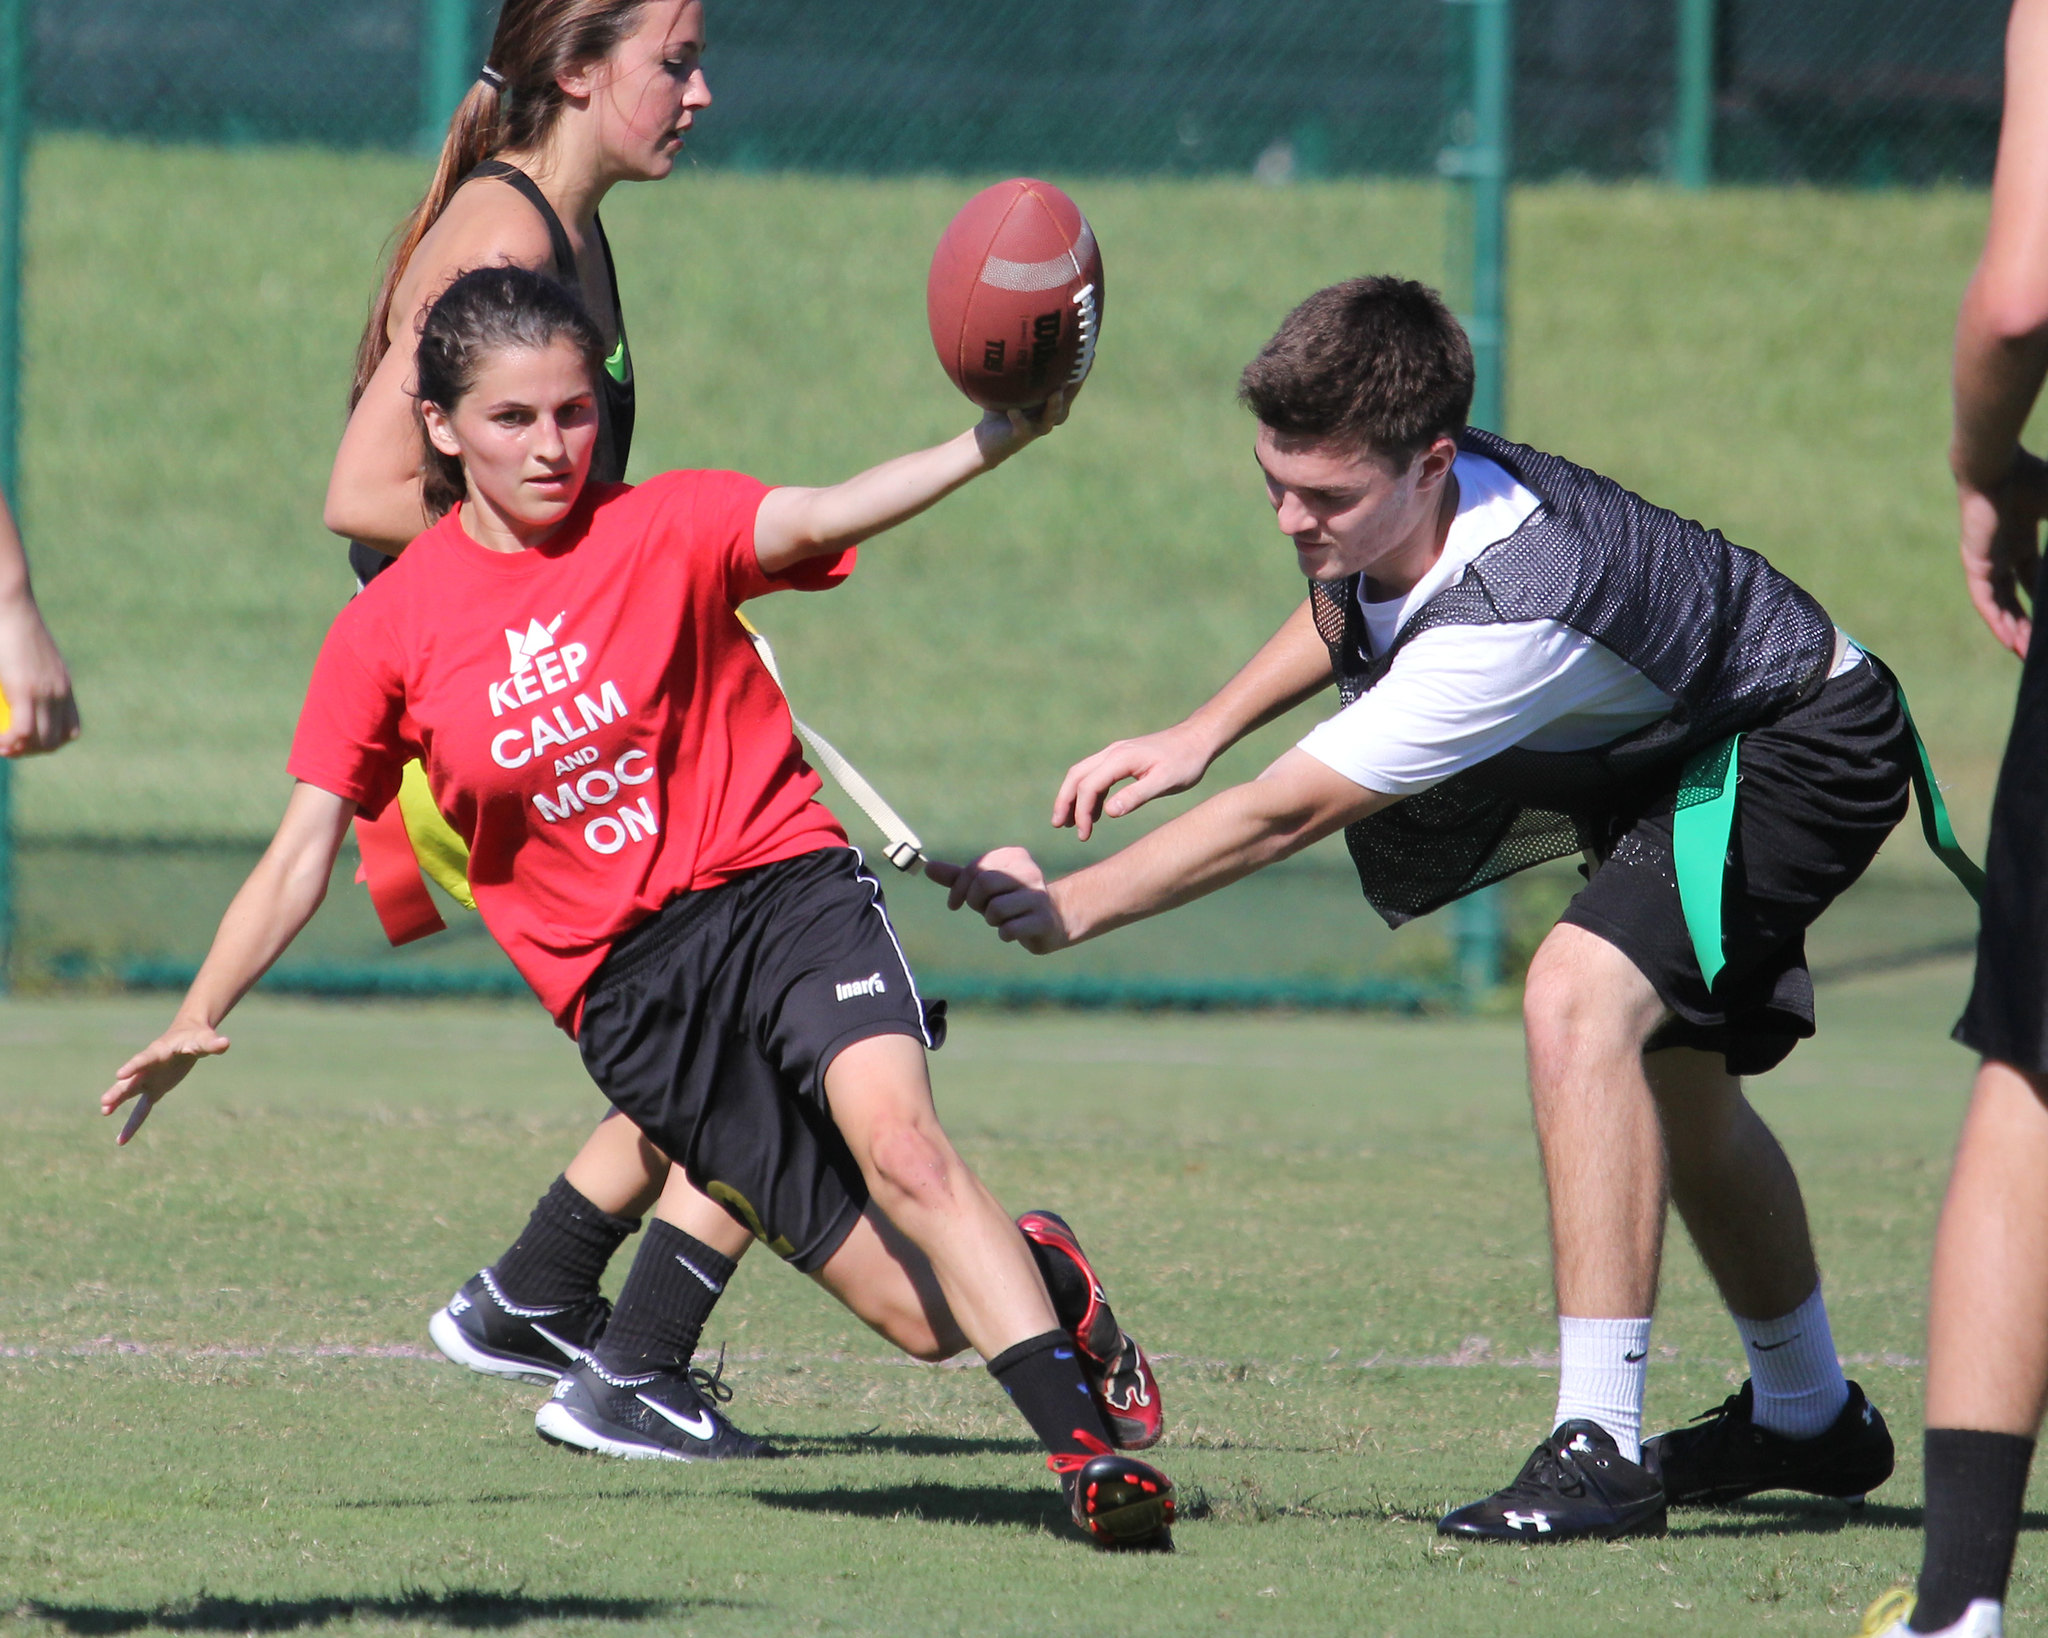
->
[1503,1510,1552,1533]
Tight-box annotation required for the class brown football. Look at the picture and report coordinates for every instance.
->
[926,178,1104,412]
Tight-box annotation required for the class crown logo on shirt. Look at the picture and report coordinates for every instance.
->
[505,614,567,676]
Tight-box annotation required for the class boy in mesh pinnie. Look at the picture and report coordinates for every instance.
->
[934,276,1978,1541]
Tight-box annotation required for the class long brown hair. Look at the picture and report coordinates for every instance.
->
[349,0,649,408]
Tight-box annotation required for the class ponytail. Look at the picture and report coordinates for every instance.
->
[348,0,649,409]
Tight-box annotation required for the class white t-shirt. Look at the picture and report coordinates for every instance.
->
[1296,452,1678,797]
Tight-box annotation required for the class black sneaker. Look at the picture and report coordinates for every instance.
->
[534,1353,779,1461]
[1437,1419,1668,1541]
[1642,1379,1894,1506]
[1017,1210,1164,1450]
[1050,1436,1177,1549]
[426,1269,610,1385]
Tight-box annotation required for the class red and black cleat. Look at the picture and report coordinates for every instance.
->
[1018,1209,1164,1450]
[1051,1433,1177,1550]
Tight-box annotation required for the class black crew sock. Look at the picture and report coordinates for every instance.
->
[491,1175,640,1307]
[1912,1428,2035,1632]
[592,1218,738,1378]
[987,1330,1115,1483]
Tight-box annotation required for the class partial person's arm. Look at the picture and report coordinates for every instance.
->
[100,782,357,1142]
[1054,599,1333,840]
[0,493,80,755]
[927,749,1388,952]
[323,344,435,554]
[1953,0,2048,656]
[325,196,560,556]
[753,398,1064,575]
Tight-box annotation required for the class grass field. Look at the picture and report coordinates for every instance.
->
[0,961,2021,1636]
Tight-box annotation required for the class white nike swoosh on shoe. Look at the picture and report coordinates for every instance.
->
[637,1394,716,1441]
[530,1323,583,1362]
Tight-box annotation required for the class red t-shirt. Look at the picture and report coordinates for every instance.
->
[289,471,853,1029]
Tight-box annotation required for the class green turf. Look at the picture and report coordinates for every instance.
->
[0,962,2033,1635]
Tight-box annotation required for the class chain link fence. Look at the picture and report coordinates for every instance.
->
[28,0,2006,183]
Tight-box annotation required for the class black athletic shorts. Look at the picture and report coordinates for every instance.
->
[576,847,943,1273]
[1957,558,2048,1069]
[1558,656,1913,1077]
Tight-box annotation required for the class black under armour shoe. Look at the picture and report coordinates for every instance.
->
[534,1352,779,1461]
[426,1268,610,1385]
[1642,1379,1894,1507]
[1437,1419,1667,1542]
[1017,1209,1164,1450]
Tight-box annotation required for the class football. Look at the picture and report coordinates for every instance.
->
[926,178,1104,412]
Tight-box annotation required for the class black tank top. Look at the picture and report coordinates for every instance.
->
[348,159,637,585]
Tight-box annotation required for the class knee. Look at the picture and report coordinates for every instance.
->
[862,1119,962,1217]
[1523,930,1661,1069]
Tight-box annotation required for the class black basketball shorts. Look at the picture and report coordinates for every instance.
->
[1957,558,2048,1070]
[1558,656,1914,1076]
[576,847,944,1273]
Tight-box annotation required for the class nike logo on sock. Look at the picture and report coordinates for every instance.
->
[1623,1349,1647,1362]
[1054,1348,1074,1360]
[637,1394,716,1440]
[675,1255,724,1294]
[1754,1335,1798,1351]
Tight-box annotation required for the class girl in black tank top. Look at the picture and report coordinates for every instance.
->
[347,161,636,586]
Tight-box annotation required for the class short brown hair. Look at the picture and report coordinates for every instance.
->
[1238,277,1474,464]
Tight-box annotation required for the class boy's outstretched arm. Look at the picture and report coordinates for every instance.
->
[752,396,1065,575]
[930,748,1388,953]
[102,782,358,1143]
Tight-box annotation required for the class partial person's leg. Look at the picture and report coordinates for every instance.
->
[812,1205,969,1362]
[589,1160,757,1380]
[1905,1060,2048,1634]
[431,1111,752,1387]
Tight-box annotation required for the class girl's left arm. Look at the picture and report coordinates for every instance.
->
[101,782,358,1142]
[753,397,1065,576]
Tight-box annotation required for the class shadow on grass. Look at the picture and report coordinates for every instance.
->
[21,1591,745,1634]
[755,1481,1063,1531]
[770,1431,1037,1458]
[1679,1501,2048,1539]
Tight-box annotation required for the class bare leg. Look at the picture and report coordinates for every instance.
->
[561,1112,754,1260]
[1926,1059,2048,1435]
[823,1034,1056,1356]
[812,1205,970,1362]
[1523,923,1670,1317]
[563,1110,671,1220]
[1649,1047,1819,1320]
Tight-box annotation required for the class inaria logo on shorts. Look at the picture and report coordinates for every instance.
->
[835,972,887,1002]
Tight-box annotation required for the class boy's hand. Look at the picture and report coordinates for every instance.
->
[972,391,1070,469]
[1055,723,1214,841]
[927,848,1071,953]
[102,1021,231,1144]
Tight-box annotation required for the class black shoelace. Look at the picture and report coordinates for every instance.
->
[687,1343,736,1406]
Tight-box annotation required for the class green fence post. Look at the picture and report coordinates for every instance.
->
[1672,0,1716,189]
[420,0,472,153]
[0,0,26,989]
[1440,0,1512,1000]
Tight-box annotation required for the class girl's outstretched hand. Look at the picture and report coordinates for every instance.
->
[973,391,1069,468]
[102,1020,230,1145]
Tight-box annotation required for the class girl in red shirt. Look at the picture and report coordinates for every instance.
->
[104,265,1174,1549]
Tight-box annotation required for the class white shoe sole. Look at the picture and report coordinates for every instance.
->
[427,1307,564,1386]
[534,1400,699,1461]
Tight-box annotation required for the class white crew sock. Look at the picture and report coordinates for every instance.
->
[1734,1282,1849,1440]
[1554,1316,1652,1464]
